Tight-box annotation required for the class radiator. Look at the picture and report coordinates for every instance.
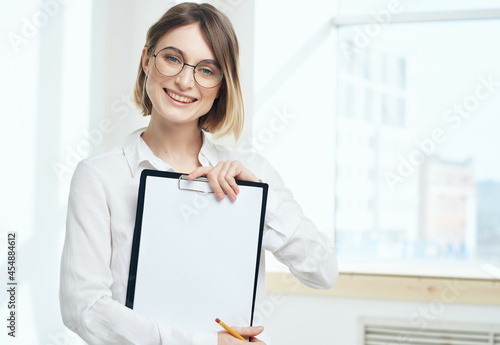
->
[359,317,500,345]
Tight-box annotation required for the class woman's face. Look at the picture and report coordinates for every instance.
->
[143,23,222,126]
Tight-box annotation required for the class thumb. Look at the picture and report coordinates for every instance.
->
[231,325,264,338]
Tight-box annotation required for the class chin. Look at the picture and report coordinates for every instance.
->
[155,109,199,125]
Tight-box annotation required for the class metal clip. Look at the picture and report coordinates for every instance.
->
[178,175,214,194]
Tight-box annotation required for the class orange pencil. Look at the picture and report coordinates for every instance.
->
[215,318,246,341]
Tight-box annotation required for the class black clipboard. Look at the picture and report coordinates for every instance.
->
[126,169,268,334]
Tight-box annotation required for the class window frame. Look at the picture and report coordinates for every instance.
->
[330,8,500,281]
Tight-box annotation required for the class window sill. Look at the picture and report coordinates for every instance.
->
[338,260,500,280]
[265,264,500,305]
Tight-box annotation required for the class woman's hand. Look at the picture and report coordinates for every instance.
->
[218,326,266,344]
[188,161,260,202]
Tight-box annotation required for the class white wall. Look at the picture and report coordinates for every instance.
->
[252,0,337,239]
[267,294,500,344]
[2,1,93,344]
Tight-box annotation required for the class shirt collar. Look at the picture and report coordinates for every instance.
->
[123,127,220,177]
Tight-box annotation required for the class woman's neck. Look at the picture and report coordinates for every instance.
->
[141,115,204,173]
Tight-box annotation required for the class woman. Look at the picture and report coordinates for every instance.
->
[59,3,338,344]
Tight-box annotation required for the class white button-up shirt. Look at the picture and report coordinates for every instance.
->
[59,127,338,345]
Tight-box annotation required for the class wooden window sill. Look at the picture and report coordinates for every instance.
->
[266,265,500,305]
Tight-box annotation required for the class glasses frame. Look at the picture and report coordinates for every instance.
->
[152,46,224,89]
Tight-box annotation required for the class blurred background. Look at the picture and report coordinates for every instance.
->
[1,0,500,344]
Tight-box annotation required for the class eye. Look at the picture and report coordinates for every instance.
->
[165,55,182,64]
[198,67,215,76]
[196,60,221,78]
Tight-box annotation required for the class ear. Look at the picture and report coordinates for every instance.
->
[141,46,151,76]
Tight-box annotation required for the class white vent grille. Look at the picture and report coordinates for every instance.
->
[359,317,500,345]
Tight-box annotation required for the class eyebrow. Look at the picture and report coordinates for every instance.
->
[165,46,185,56]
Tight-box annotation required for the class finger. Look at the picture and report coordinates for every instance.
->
[226,161,241,195]
[250,337,266,344]
[187,166,211,180]
[206,164,225,200]
[228,160,258,183]
[217,162,238,202]
[231,326,264,338]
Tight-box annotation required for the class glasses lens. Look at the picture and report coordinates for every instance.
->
[155,48,183,77]
[194,60,223,88]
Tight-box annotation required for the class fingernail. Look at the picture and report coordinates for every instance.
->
[216,192,224,200]
[229,194,236,202]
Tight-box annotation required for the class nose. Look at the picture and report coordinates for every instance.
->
[175,63,196,90]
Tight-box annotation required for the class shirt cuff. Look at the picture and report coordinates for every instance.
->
[192,331,218,345]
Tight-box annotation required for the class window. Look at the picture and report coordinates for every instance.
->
[335,4,500,270]
[338,0,500,16]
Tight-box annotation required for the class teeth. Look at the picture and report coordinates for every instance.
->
[167,89,195,103]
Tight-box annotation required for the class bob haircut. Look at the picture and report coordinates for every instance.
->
[133,2,244,140]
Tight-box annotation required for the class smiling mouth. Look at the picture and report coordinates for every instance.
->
[164,88,197,103]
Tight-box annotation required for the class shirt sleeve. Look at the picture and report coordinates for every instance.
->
[251,154,339,289]
[59,160,218,345]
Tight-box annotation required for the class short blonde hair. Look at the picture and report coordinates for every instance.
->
[133,2,244,140]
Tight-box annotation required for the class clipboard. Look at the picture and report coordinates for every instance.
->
[126,169,268,334]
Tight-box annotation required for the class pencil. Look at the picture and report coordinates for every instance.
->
[215,318,246,341]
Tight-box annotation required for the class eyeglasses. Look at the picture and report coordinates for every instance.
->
[152,47,224,89]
